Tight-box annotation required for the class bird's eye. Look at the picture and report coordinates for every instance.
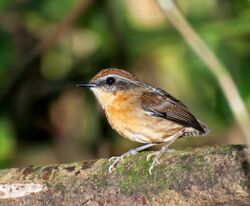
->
[106,77,116,86]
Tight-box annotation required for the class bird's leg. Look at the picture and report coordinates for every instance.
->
[147,129,185,175]
[108,143,157,173]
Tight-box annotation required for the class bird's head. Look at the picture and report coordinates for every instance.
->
[77,68,142,108]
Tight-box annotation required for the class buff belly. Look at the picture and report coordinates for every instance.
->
[106,104,184,144]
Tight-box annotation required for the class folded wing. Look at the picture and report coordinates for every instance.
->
[141,87,207,134]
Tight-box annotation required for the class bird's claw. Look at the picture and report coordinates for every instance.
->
[146,152,157,162]
[108,156,122,173]
[147,148,175,175]
[108,149,138,173]
[147,151,162,175]
[109,156,119,162]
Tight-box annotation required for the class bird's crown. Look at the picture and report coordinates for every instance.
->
[91,68,140,82]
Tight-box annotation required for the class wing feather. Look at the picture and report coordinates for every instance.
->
[141,87,207,134]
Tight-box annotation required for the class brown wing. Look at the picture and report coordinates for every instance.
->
[141,87,206,134]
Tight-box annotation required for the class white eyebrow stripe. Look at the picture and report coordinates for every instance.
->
[99,74,139,84]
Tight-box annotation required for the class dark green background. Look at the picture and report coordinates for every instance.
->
[0,0,249,168]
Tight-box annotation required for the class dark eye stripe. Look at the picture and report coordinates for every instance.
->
[106,77,116,85]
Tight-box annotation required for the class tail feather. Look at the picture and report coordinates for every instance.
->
[182,120,209,138]
[198,120,209,135]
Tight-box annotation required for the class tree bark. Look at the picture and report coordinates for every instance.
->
[0,145,249,206]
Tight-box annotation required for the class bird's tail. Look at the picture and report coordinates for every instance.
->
[198,120,209,135]
[183,120,209,137]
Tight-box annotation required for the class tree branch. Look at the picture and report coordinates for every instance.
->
[0,145,249,205]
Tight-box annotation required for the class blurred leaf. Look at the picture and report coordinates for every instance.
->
[0,30,16,89]
[41,45,73,80]
[0,0,13,11]
[0,118,15,163]
[178,0,217,18]
[40,0,78,21]
[0,30,15,70]
[61,29,100,59]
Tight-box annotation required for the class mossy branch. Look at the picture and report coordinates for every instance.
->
[0,145,249,205]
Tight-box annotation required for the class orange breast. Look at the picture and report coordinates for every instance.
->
[105,92,184,143]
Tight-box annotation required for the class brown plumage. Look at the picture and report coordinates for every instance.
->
[77,68,208,174]
[141,88,207,136]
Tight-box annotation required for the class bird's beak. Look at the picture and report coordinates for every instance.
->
[76,82,98,88]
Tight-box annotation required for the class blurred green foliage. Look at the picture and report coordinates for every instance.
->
[0,118,15,167]
[0,0,249,168]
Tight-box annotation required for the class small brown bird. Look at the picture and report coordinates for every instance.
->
[78,68,208,174]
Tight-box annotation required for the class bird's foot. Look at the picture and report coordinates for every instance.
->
[147,147,175,175]
[108,149,138,173]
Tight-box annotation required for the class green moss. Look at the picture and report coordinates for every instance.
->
[115,154,151,195]
[114,148,219,196]
[87,160,110,189]
[85,145,240,195]
[114,152,182,195]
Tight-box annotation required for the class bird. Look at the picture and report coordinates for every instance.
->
[77,68,208,174]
